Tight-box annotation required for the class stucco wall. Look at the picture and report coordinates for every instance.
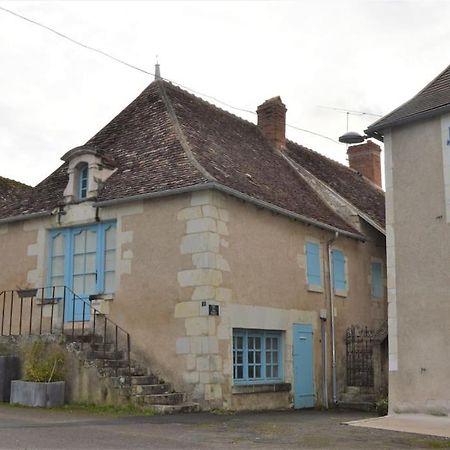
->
[0,189,386,410]
[386,117,450,415]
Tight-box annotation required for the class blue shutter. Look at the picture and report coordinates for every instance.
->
[332,249,346,291]
[306,242,322,287]
[371,262,383,298]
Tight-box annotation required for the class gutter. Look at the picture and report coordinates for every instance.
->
[0,211,51,225]
[94,182,366,241]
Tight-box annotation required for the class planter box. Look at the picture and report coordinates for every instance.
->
[10,380,65,407]
[0,356,21,402]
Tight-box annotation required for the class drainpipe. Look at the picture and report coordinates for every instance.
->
[326,231,339,406]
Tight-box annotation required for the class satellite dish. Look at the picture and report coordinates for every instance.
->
[338,131,366,144]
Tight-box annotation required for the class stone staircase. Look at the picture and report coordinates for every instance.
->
[338,386,377,412]
[69,334,199,414]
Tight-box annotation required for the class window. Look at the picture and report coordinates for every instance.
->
[48,222,116,296]
[233,329,283,384]
[305,241,322,288]
[78,163,89,199]
[371,262,383,299]
[332,249,347,292]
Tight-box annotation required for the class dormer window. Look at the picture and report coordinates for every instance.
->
[61,146,116,204]
[78,163,89,200]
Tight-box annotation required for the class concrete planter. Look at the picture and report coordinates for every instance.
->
[0,356,21,402]
[10,380,65,407]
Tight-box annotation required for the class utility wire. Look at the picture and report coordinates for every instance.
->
[0,4,341,144]
[318,105,383,118]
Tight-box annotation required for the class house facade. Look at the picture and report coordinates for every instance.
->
[0,78,387,410]
[367,64,450,415]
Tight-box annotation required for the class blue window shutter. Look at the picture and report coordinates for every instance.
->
[332,250,346,291]
[371,262,383,298]
[306,242,322,286]
[79,164,89,199]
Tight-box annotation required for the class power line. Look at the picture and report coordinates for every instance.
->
[0,4,341,145]
[318,105,383,118]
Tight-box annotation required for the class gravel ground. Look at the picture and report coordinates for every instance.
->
[0,405,448,449]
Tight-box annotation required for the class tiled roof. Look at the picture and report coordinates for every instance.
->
[367,64,450,133]
[0,80,385,237]
[285,142,385,228]
[0,176,31,208]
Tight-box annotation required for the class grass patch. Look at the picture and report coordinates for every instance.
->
[2,402,155,416]
[413,438,450,449]
[210,408,236,416]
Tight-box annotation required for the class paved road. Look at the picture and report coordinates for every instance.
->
[0,405,448,449]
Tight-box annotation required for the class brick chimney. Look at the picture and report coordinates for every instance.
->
[347,140,382,187]
[257,96,287,150]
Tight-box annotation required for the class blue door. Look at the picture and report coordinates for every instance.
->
[293,323,315,408]
[48,223,116,322]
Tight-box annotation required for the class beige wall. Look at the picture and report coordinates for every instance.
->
[385,117,450,415]
[0,188,386,410]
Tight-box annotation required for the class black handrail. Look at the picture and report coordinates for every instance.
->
[0,286,131,378]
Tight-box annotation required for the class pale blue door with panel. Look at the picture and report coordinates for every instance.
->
[293,323,315,408]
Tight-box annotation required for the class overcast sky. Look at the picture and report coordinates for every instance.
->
[1,0,449,187]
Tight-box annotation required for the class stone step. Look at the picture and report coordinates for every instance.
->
[90,342,117,352]
[151,402,200,415]
[338,401,376,412]
[117,366,147,377]
[87,350,124,360]
[94,359,129,369]
[130,375,159,386]
[132,384,170,395]
[132,392,184,406]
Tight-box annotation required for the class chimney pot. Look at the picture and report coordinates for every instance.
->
[257,96,287,150]
[347,140,382,188]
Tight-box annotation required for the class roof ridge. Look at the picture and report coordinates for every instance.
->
[156,80,216,182]
[286,139,383,192]
[159,78,258,128]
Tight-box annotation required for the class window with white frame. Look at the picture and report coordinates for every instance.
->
[305,241,322,288]
[332,249,347,293]
[233,329,283,384]
[371,261,383,299]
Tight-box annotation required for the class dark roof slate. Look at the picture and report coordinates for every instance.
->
[285,142,385,228]
[0,176,32,210]
[367,64,450,133]
[0,80,385,237]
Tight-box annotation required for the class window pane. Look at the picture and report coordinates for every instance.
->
[248,351,254,364]
[237,366,243,379]
[255,351,261,364]
[266,351,272,364]
[51,256,64,276]
[85,253,96,274]
[272,366,278,378]
[255,337,261,349]
[255,366,261,378]
[84,274,96,294]
[273,351,278,364]
[248,366,254,378]
[248,337,254,349]
[73,255,84,275]
[73,232,85,254]
[73,275,84,293]
[51,276,64,289]
[266,366,272,378]
[237,336,243,349]
[52,234,65,256]
[86,230,96,252]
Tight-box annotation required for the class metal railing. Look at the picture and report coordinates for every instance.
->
[0,286,130,375]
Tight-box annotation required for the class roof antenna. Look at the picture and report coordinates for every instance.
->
[155,55,161,80]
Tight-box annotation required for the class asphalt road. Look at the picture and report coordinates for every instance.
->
[0,405,448,449]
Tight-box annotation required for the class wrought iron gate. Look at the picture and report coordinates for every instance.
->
[346,326,374,387]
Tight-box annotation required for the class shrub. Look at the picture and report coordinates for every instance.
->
[23,342,66,382]
[375,397,388,416]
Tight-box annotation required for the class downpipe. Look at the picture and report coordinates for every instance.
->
[326,231,339,406]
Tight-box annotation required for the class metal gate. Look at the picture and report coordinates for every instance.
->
[346,326,374,387]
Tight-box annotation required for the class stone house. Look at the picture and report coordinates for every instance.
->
[0,76,387,411]
[367,64,450,416]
